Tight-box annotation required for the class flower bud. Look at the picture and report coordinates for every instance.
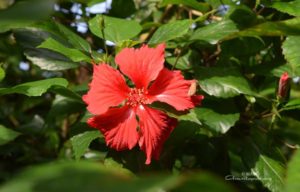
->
[277,72,290,99]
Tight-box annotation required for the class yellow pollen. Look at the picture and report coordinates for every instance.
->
[126,88,149,107]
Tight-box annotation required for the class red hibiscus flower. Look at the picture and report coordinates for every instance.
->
[83,43,204,164]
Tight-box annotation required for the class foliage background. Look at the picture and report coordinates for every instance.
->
[1,0,300,191]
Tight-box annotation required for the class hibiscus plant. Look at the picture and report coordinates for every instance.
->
[0,0,300,192]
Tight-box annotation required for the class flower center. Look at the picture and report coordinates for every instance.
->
[126,88,149,107]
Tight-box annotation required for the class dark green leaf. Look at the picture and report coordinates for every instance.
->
[0,161,234,192]
[228,5,257,28]
[0,78,68,96]
[196,67,255,98]
[55,22,91,52]
[0,0,55,33]
[89,15,142,43]
[0,162,134,192]
[0,125,21,146]
[220,37,265,57]
[109,0,136,18]
[190,20,238,44]
[38,38,90,62]
[160,0,211,13]
[172,173,235,192]
[71,131,102,160]
[149,20,191,44]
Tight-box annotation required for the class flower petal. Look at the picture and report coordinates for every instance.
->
[148,68,203,111]
[88,106,139,151]
[115,44,165,88]
[136,105,177,164]
[83,64,130,115]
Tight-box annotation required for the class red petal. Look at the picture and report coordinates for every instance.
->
[136,105,177,164]
[83,64,130,115]
[115,44,165,89]
[148,68,203,111]
[88,106,139,151]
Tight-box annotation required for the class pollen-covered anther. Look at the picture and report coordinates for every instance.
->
[126,88,149,107]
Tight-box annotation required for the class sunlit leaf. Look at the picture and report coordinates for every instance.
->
[149,19,191,44]
[38,38,90,62]
[271,1,300,17]
[195,107,239,134]
[285,149,300,192]
[196,67,255,98]
[190,20,238,44]
[0,78,68,96]
[89,15,142,43]
[0,125,21,146]
[0,67,5,82]
[71,131,102,160]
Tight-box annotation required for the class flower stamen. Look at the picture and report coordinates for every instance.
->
[126,88,149,107]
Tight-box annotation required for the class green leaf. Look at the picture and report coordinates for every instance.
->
[228,5,257,28]
[196,67,255,98]
[0,161,134,192]
[194,100,240,134]
[38,38,90,62]
[104,158,134,176]
[166,50,193,70]
[0,78,68,96]
[0,161,234,192]
[0,0,55,33]
[283,99,300,111]
[149,19,191,44]
[55,22,91,52]
[227,18,300,38]
[89,15,142,43]
[71,131,102,160]
[285,149,300,192]
[282,36,300,74]
[252,155,285,192]
[271,1,300,17]
[0,67,5,82]
[272,36,300,78]
[220,37,265,57]
[242,132,285,192]
[0,125,21,146]
[190,20,238,44]
[14,28,80,71]
[26,54,79,71]
[172,173,235,192]
[272,63,300,78]
[160,0,211,13]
